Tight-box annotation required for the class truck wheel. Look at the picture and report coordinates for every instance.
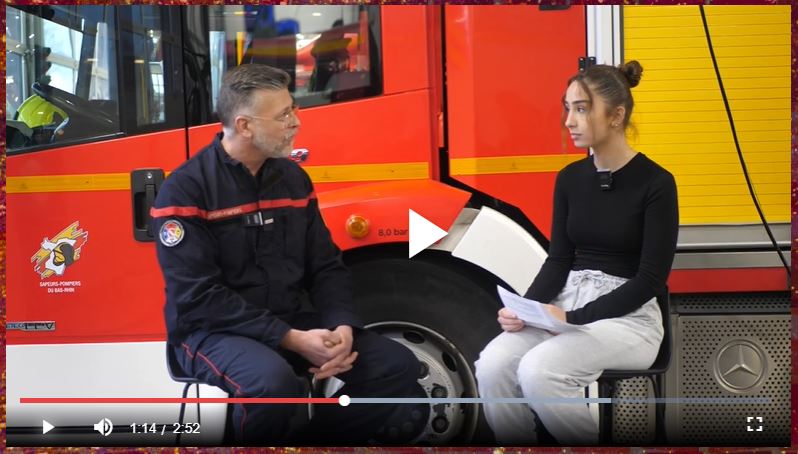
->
[349,257,502,445]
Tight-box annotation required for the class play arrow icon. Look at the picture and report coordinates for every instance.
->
[42,419,54,434]
[408,209,448,258]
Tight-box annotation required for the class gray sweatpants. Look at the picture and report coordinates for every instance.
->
[475,269,663,445]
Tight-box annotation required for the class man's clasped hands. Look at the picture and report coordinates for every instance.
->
[281,325,358,380]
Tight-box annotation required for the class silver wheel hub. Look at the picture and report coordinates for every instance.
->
[367,321,478,445]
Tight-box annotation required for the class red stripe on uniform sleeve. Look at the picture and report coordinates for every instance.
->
[150,205,209,219]
[206,202,259,221]
[151,194,317,220]
[259,193,316,210]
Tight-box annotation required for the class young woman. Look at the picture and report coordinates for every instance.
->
[475,60,678,445]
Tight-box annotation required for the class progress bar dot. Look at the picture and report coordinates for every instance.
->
[339,395,351,407]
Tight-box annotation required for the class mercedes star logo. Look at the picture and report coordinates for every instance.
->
[713,340,767,393]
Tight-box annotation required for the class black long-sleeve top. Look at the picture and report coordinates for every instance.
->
[524,153,678,325]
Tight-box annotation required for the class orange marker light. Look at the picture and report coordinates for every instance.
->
[345,214,370,239]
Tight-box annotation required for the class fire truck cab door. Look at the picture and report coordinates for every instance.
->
[6,5,187,361]
[445,5,588,240]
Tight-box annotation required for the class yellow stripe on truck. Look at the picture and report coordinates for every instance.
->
[7,162,431,193]
[304,162,429,183]
[7,173,131,193]
[7,154,580,194]
[450,153,584,176]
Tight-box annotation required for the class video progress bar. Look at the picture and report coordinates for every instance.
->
[20,397,772,405]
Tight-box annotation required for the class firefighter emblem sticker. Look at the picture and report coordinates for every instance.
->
[160,220,185,247]
[32,221,89,279]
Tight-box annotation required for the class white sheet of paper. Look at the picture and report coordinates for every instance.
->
[497,286,586,333]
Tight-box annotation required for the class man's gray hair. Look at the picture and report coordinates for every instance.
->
[216,64,291,128]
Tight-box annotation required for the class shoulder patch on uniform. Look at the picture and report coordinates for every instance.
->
[159,219,185,247]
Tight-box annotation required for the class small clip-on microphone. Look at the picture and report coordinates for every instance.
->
[597,170,613,191]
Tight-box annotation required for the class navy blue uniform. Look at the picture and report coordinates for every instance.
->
[152,133,424,444]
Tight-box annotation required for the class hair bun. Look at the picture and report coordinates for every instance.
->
[619,60,643,88]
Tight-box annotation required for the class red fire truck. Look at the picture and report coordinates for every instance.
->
[6,4,791,446]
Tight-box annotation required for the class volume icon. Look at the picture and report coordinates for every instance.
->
[93,418,114,436]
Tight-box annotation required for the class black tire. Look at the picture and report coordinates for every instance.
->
[350,256,502,445]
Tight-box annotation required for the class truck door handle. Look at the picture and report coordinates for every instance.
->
[131,168,165,242]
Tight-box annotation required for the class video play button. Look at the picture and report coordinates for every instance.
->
[408,209,448,258]
[42,419,54,434]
